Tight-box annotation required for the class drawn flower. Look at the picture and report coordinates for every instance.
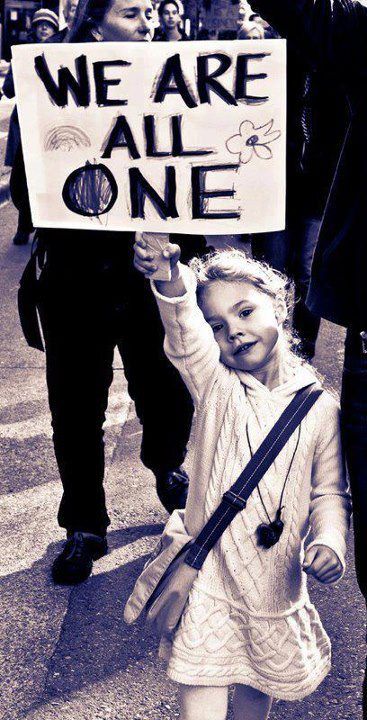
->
[226,119,281,164]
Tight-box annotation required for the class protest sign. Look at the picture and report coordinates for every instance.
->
[12,40,286,234]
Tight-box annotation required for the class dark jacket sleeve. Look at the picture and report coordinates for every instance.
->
[250,0,367,78]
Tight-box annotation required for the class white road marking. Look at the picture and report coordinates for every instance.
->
[0,390,131,440]
[0,469,156,579]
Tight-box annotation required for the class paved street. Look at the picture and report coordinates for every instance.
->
[0,96,365,720]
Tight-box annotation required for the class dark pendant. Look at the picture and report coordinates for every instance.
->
[256,510,284,549]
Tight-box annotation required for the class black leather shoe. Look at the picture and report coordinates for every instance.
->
[12,229,32,245]
[155,467,189,514]
[52,531,108,585]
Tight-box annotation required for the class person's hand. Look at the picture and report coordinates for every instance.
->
[134,232,181,279]
[303,544,343,584]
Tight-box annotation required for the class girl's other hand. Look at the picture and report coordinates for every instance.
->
[303,544,343,584]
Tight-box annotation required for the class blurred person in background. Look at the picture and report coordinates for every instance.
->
[237,0,347,362]
[0,8,59,245]
[154,0,187,41]
[63,0,79,30]
[237,0,278,39]
[245,0,367,712]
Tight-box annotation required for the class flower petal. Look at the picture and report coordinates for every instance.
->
[263,130,281,144]
[256,119,274,135]
[239,146,254,164]
[239,120,255,138]
[254,119,281,144]
[226,133,243,155]
[253,143,273,159]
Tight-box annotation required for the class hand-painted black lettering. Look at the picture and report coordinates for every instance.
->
[93,60,131,106]
[153,54,197,109]
[191,164,240,219]
[144,115,170,157]
[129,166,178,219]
[101,115,140,159]
[34,53,90,107]
[62,161,118,216]
[235,54,269,104]
[171,115,213,157]
[197,54,236,106]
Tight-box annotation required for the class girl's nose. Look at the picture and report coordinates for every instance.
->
[228,328,244,342]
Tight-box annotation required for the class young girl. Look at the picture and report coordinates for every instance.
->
[133,237,351,720]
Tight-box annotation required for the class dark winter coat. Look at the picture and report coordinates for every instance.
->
[251,0,367,330]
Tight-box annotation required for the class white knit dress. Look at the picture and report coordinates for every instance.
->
[151,265,351,701]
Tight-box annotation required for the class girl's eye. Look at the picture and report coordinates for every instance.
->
[240,308,252,318]
[211,324,223,334]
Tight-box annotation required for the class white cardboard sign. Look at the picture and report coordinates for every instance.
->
[12,40,286,234]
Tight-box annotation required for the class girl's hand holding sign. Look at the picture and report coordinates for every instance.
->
[134,233,185,297]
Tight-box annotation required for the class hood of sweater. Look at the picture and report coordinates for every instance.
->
[235,364,321,401]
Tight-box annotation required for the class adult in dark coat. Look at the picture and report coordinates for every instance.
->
[249,0,367,709]
[2,9,60,245]
[17,0,207,585]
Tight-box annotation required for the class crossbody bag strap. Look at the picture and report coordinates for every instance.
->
[184,384,323,570]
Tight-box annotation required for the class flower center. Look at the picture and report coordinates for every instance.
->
[246,134,259,146]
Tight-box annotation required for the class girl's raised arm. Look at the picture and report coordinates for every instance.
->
[133,233,222,406]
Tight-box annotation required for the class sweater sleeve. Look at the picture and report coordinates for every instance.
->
[305,397,351,573]
[150,264,222,406]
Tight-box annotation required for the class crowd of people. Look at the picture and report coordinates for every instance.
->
[2,0,367,718]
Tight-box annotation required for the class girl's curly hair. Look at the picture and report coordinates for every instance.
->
[189,248,290,308]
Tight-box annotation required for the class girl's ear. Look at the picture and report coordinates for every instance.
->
[274,295,287,325]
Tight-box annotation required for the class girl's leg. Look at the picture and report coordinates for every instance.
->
[179,685,229,720]
[233,684,272,720]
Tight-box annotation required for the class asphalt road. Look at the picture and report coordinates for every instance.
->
[0,101,365,720]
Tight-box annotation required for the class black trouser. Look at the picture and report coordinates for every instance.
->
[341,329,367,595]
[35,232,202,536]
[251,218,321,359]
[340,328,367,716]
[10,146,34,233]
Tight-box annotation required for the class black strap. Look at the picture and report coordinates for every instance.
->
[185,384,323,570]
[18,250,44,352]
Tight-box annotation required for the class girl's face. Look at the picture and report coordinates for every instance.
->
[97,0,154,41]
[199,280,286,378]
[35,21,56,42]
[161,3,180,31]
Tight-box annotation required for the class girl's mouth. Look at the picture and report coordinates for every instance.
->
[233,341,257,356]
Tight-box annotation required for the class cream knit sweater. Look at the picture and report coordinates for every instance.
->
[152,265,351,700]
